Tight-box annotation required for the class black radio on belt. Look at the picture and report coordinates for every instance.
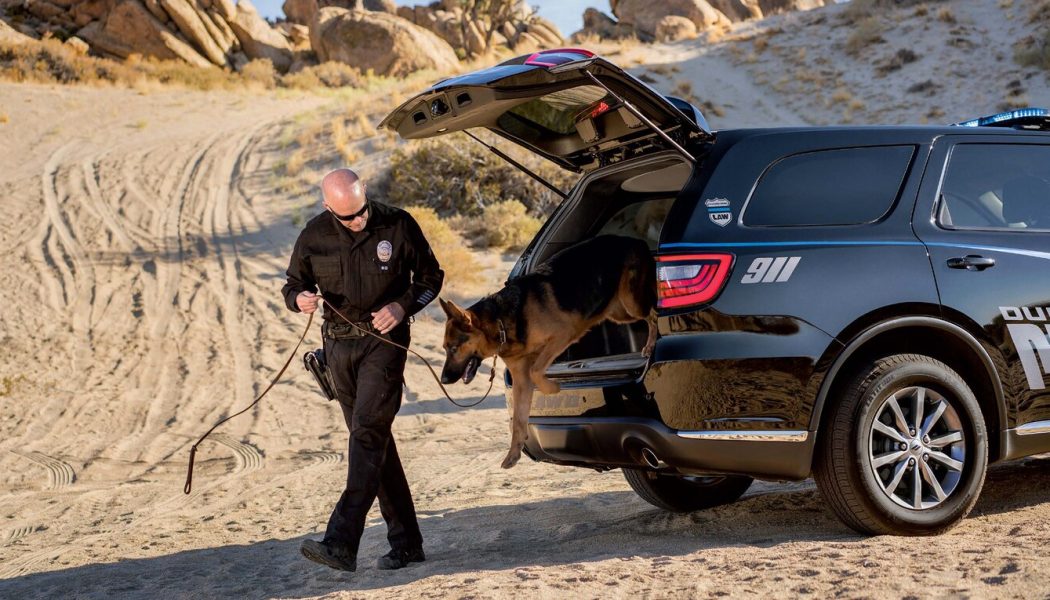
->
[303,349,337,401]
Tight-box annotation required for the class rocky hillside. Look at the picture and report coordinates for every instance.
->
[0,0,848,80]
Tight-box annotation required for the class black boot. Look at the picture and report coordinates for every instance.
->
[300,539,357,572]
[376,547,426,570]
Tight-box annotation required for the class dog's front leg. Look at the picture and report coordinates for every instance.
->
[642,311,658,358]
[502,366,534,469]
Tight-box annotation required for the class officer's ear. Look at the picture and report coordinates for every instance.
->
[439,297,473,329]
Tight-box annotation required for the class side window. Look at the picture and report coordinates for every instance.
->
[744,146,915,227]
[938,144,1050,231]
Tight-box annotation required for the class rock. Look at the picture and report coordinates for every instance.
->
[310,7,459,77]
[64,35,91,53]
[212,0,235,21]
[577,7,616,37]
[229,0,293,72]
[0,18,36,44]
[205,7,239,49]
[142,0,168,22]
[282,0,316,24]
[345,0,395,12]
[655,15,697,42]
[612,0,730,37]
[77,0,213,67]
[705,0,760,21]
[157,0,227,65]
[276,21,310,50]
[71,0,114,24]
[757,0,829,15]
[523,16,564,47]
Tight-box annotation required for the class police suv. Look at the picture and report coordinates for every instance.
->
[381,49,1050,535]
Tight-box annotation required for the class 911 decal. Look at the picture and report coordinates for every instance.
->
[1002,306,1050,390]
[741,257,801,284]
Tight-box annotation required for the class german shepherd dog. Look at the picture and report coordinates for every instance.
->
[439,235,657,469]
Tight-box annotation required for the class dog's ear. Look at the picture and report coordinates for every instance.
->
[439,297,474,329]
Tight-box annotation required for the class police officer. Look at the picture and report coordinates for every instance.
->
[283,168,443,572]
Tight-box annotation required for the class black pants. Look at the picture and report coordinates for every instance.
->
[322,324,422,555]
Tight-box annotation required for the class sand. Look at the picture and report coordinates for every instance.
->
[2,1,1050,597]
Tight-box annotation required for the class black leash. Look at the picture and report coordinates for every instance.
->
[321,300,503,409]
[183,303,503,494]
[184,312,314,494]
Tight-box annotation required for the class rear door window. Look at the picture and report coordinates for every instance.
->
[743,146,915,227]
[937,144,1050,231]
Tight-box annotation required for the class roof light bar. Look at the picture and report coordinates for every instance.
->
[953,107,1050,129]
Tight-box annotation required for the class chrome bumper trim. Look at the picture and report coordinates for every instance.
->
[676,430,809,442]
[1016,420,1050,436]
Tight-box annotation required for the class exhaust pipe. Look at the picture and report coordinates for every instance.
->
[640,447,662,469]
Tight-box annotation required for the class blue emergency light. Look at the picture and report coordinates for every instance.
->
[953,107,1050,130]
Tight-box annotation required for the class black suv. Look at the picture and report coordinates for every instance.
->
[381,50,1050,535]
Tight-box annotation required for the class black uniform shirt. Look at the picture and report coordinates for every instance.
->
[282,202,444,323]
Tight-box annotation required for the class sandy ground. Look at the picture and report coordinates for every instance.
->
[2,1,1050,597]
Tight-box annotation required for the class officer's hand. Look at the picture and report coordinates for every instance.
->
[296,291,319,314]
[371,302,405,334]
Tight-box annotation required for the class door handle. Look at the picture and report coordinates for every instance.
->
[947,255,996,271]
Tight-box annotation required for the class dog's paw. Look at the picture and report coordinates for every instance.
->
[500,449,521,469]
[641,343,654,358]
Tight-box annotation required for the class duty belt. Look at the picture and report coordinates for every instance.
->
[322,319,375,339]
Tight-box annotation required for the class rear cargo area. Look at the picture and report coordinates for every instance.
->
[526,154,693,371]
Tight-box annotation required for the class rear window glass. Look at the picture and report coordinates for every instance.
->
[938,144,1050,231]
[744,146,915,227]
[500,85,607,135]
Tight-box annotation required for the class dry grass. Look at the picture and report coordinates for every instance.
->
[403,206,481,290]
[0,37,371,92]
[1015,32,1050,70]
[845,17,885,57]
[460,200,541,252]
[936,6,957,24]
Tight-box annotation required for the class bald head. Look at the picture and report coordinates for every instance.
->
[322,168,369,231]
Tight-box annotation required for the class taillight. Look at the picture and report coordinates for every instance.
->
[656,254,734,309]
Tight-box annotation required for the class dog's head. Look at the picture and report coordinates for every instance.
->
[439,298,493,385]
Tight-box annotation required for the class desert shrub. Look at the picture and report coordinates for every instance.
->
[241,58,277,89]
[845,17,885,56]
[301,61,363,88]
[382,134,573,218]
[844,0,944,22]
[403,206,481,289]
[465,200,541,251]
[1015,32,1050,70]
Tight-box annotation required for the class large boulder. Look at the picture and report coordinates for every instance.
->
[655,15,697,42]
[157,0,227,65]
[283,0,317,24]
[229,0,293,71]
[77,0,213,67]
[612,0,730,37]
[573,7,636,41]
[310,7,459,77]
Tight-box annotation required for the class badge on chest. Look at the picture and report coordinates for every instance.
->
[376,240,393,271]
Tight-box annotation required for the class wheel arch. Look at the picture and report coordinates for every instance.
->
[809,315,1007,465]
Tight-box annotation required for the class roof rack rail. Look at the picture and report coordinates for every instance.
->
[952,107,1050,131]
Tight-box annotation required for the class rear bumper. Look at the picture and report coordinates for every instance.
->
[524,416,814,481]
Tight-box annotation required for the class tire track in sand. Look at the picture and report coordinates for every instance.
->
[13,451,76,490]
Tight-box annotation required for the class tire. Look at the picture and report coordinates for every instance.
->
[814,354,988,535]
[623,469,753,513]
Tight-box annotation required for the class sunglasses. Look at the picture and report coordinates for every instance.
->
[329,201,369,222]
